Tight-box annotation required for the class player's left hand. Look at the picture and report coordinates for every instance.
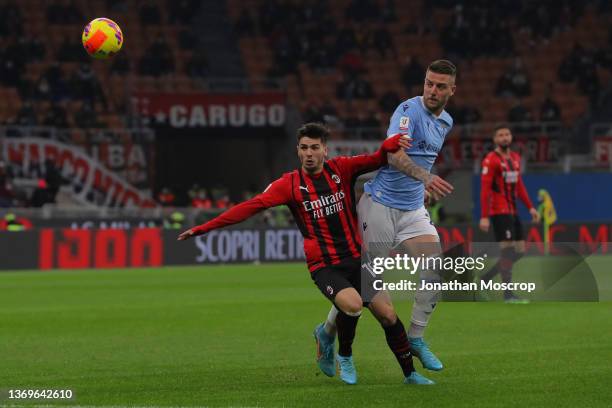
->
[382,133,412,153]
[178,229,196,241]
[529,208,541,224]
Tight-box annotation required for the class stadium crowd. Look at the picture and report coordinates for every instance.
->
[1,0,612,208]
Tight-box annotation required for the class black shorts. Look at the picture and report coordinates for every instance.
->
[490,214,524,242]
[311,257,377,305]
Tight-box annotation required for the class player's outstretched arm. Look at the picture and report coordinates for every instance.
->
[178,176,292,240]
[387,150,453,198]
[177,199,269,240]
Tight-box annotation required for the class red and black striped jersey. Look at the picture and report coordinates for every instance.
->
[480,150,534,217]
[192,151,387,272]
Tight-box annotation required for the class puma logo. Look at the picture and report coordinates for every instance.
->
[299,186,309,192]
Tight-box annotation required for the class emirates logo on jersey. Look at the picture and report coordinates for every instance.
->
[303,190,346,219]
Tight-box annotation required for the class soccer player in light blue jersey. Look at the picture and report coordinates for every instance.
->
[314,60,456,378]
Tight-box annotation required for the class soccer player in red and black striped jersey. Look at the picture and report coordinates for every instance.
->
[178,123,434,385]
[479,125,540,302]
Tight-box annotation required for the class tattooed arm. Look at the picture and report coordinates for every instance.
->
[387,150,453,198]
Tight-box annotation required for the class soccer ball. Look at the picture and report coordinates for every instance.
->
[82,18,123,59]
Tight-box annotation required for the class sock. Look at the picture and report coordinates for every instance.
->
[408,322,426,338]
[336,310,360,357]
[410,267,440,335]
[323,305,338,337]
[383,317,415,376]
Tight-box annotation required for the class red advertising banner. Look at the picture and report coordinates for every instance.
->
[132,92,287,128]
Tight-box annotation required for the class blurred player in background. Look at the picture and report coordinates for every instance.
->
[179,123,434,385]
[317,59,456,373]
[479,125,541,302]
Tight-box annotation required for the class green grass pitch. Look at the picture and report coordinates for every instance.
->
[1,261,611,407]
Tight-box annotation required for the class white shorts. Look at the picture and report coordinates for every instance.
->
[357,193,439,256]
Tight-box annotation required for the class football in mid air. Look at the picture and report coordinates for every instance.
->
[82,18,123,59]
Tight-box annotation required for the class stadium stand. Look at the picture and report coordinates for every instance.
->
[1,0,612,207]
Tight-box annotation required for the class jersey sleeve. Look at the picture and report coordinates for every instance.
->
[480,155,495,218]
[332,149,386,179]
[387,102,417,137]
[191,175,292,234]
[516,175,534,210]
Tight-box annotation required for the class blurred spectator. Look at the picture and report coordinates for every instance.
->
[44,159,63,203]
[336,74,373,101]
[320,100,340,123]
[0,50,25,88]
[379,89,401,113]
[140,0,162,25]
[303,101,325,123]
[41,63,70,102]
[16,102,38,126]
[191,189,213,209]
[34,77,53,101]
[157,187,176,207]
[30,179,52,207]
[343,111,361,129]
[449,102,482,125]
[496,59,531,98]
[74,102,102,128]
[71,63,107,108]
[462,106,482,124]
[338,48,366,76]
[215,194,232,209]
[42,103,69,128]
[139,37,175,76]
[187,183,200,201]
[354,24,373,54]
[540,96,561,122]
[372,24,396,59]
[401,56,424,92]
[0,162,15,208]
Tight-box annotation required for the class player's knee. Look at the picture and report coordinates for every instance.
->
[345,302,363,316]
[342,297,363,316]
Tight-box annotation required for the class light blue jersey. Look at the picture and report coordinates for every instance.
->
[364,96,453,210]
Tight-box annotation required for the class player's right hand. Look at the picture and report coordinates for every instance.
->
[479,217,490,232]
[425,175,453,198]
